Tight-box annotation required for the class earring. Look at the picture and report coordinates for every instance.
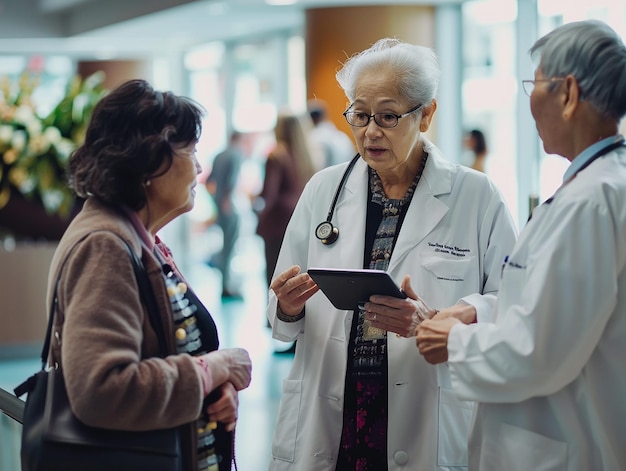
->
[145,180,151,187]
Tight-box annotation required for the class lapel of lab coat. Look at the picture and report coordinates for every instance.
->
[387,140,452,274]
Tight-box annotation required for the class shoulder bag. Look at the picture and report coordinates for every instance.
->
[14,236,184,471]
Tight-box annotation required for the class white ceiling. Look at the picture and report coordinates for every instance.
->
[0,0,464,58]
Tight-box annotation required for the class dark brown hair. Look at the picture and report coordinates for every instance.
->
[68,79,204,210]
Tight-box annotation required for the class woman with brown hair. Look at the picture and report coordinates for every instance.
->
[256,110,320,288]
[47,79,252,471]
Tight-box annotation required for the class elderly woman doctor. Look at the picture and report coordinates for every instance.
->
[267,39,517,471]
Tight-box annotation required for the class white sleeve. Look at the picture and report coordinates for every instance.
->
[448,198,618,402]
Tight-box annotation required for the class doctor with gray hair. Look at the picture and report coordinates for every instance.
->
[418,19,626,471]
[267,37,517,471]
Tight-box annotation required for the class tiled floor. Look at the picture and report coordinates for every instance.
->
[0,225,293,471]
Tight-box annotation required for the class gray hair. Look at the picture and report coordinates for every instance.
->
[530,20,626,121]
[336,38,440,111]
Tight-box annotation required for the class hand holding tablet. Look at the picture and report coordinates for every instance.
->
[307,267,407,310]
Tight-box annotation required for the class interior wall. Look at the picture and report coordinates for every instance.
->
[77,60,153,88]
[0,243,57,356]
[305,6,436,139]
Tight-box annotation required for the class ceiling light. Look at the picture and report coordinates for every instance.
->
[266,0,298,5]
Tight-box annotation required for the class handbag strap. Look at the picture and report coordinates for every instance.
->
[123,237,169,357]
[39,275,61,370]
[39,233,168,369]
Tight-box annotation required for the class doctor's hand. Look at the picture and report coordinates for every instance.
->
[365,275,438,337]
[271,265,320,317]
[416,318,461,364]
[430,302,477,324]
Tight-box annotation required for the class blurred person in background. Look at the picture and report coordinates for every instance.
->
[51,79,252,471]
[205,130,246,299]
[266,38,516,470]
[255,110,321,353]
[308,98,356,167]
[463,129,488,173]
[256,110,320,292]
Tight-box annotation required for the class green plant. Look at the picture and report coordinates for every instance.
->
[0,70,106,219]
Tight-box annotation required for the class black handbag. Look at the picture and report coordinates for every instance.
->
[14,236,183,471]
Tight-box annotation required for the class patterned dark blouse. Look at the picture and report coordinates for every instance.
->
[336,153,427,471]
[154,240,233,471]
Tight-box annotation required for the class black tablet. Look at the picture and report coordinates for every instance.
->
[307,267,407,310]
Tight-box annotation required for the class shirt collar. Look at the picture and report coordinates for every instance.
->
[121,206,154,250]
[563,135,624,183]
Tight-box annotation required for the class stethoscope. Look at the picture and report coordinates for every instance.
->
[315,153,360,245]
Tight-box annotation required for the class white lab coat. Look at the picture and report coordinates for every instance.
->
[447,147,626,471]
[267,139,517,471]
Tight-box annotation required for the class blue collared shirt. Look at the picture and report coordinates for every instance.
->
[563,135,625,183]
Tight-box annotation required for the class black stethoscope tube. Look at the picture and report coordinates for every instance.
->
[325,153,360,221]
[316,153,361,245]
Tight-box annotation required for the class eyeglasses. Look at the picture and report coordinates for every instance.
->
[522,78,565,96]
[343,104,423,128]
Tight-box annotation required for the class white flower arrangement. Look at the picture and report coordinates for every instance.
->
[0,71,106,220]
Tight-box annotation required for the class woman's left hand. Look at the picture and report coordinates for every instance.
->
[205,382,239,432]
[364,275,437,337]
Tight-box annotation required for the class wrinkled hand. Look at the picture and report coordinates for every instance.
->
[212,348,252,391]
[364,275,437,337]
[416,318,461,364]
[270,265,319,316]
[206,383,239,432]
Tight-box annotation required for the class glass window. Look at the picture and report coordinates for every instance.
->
[536,0,626,202]
[462,0,519,220]
[183,32,305,239]
[0,55,73,116]
[462,0,626,222]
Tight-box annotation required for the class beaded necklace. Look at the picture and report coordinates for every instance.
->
[154,246,222,471]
